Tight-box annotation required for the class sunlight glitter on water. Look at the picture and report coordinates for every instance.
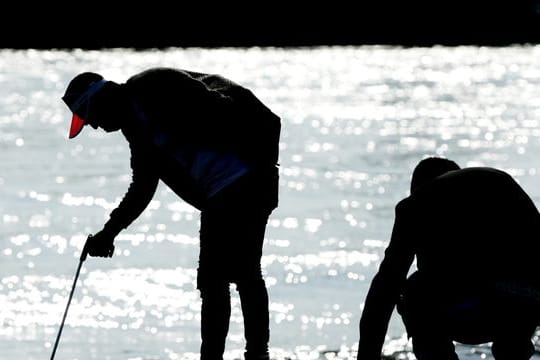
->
[2,46,540,359]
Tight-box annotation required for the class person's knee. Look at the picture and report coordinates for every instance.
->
[492,338,534,360]
[491,324,536,360]
[198,278,230,298]
[235,270,265,291]
[411,335,459,360]
[237,281,266,296]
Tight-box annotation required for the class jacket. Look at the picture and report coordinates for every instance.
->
[102,68,281,234]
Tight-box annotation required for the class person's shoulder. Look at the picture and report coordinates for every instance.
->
[418,166,526,205]
[185,70,242,92]
[395,196,413,213]
[126,67,193,84]
[415,167,511,190]
[440,166,508,178]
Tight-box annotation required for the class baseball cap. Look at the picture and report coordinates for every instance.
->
[62,72,107,139]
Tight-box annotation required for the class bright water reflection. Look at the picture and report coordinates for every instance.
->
[1,46,540,359]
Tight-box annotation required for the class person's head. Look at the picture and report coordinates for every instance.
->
[62,72,125,139]
[410,157,461,193]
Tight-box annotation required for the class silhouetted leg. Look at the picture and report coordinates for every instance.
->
[234,216,271,360]
[199,171,276,360]
[199,283,231,360]
[491,324,536,360]
[237,277,270,360]
[411,335,459,360]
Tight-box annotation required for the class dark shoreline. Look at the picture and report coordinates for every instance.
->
[3,2,539,50]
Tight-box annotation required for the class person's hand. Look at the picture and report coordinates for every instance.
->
[86,228,116,258]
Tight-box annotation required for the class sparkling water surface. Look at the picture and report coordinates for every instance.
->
[1,46,540,359]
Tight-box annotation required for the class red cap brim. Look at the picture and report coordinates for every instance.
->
[69,114,85,139]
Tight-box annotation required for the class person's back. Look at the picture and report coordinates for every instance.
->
[406,167,540,290]
[125,67,281,168]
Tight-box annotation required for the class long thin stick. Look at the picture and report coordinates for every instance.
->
[50,236,90,360]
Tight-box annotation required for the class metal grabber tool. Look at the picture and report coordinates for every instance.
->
[50,234,92,360]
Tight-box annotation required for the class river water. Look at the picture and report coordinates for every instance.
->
[1,46,540,359]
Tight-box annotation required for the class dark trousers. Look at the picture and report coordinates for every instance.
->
[197,170,277,360]
[398,272,537,360]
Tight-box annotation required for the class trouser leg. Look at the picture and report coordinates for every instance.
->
[398,273,459,360]
[199,283,231,360]
[198,171,276,360]
[237,277,270,360]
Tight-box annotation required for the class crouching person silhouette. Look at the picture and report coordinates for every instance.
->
[61,68,281,360]
[357,157,540,360]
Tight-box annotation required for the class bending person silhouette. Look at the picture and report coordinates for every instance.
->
[61,68,281,360]
[358,157,540,360]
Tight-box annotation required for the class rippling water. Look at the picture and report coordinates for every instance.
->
[2,46,540,359]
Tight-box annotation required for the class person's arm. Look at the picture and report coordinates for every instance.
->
[87,140,159,257]
[357,200,415,360]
